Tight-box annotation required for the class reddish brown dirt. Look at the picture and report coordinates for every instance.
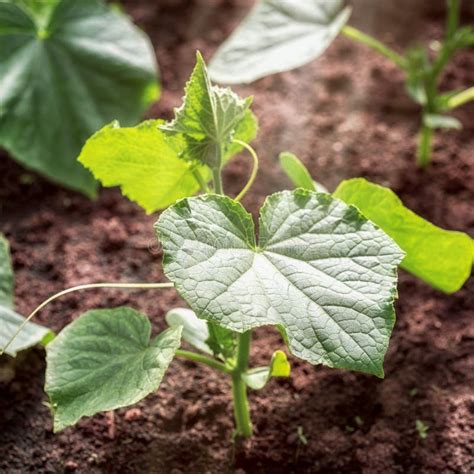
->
[1,0,473,472]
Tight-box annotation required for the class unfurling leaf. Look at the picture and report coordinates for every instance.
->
[242,350,291,390]
[209,0,351,84]
[45,307,182,432]
[156,190,404,377]
[0,0,159,195]
[334,178,473,293]
[161,52,254,168]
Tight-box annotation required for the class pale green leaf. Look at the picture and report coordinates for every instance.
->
[156,190,404,377]
[0,0,159,195]
[0,306,53,357]
[334,178,472,293]
[79,113,257,213]
[78,120,207,213]
[279,152,316,191]
[45,307,182,432]
[423,114,462,130]
[161,52,253,167]
[166,307,212,355]
[209,0,351,84]
[242,350,291,390]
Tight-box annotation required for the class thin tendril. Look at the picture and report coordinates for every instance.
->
[233,139,259,202]
[0,282,174,355]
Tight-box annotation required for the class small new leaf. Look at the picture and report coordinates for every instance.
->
[423,114,462,130]
[334,178,473,293]
[279,152,316,191]
[156,190,404,377]
[242,350,291,390]
[161,52,253,168]
[45,307,182,432]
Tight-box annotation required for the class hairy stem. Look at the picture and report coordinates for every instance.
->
[213,167,224,194]
[341,25,407,70]
[176,349,232,374]
[0,282,174,355]
[233,139,259,202]
[231,331,253,438]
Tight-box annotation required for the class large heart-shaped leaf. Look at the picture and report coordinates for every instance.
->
[0,0,159,195]
[46,307,182,432]
[334,178,473,293]
[0,234,53,357]
[209,0,351,84]
[156,190,404,377]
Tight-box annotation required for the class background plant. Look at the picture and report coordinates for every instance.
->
[2,54,472,440]
[209,0,474,167]
[0,0,159,195]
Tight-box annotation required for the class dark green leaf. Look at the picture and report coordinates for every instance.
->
[156,191,403,377]
[46,307,182,432]
[0,0,159,195]
[334,178,473,293]
[209,0,351,84]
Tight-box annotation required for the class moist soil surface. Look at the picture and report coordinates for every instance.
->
[1,1,473,472]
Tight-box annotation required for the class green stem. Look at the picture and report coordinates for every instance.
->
[0,282,174,356]
[417,119,433,167]
[447,87,474,109]
[341,25,407,70]
[446,0,460,40]
[233,139,259,202]
[213,167,223,194]
[231,331,253,438]
[176,349,232,374]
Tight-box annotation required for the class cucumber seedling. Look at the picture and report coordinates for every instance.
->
[209,0,474,167]
[2,53,471,440]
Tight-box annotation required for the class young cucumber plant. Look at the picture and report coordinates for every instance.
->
[209,0,474,167]
[2,53,472,439]
[0,0,159,195]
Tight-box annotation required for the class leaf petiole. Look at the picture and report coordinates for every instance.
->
[233,139,259,202]
[175,349,233,373]
[0,282,174,356]
[341,25,407,70]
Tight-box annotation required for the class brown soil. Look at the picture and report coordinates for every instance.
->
[1,0,473,472]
